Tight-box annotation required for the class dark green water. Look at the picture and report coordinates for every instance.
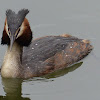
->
[0,0,99,100]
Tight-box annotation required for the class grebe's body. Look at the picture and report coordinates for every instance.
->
[1,9,92,78]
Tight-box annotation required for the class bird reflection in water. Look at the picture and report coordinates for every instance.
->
[0,78,30,100]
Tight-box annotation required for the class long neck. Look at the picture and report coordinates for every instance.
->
[1,42,23,78]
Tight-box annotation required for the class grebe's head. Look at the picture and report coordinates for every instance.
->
[1,9,32,50]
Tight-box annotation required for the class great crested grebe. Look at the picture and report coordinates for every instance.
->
[1,9,92,78]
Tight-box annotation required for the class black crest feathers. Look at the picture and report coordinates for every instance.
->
[6,9,29,26]
[6,9,29,18]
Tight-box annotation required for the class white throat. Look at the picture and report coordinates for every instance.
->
[1,42,23,78]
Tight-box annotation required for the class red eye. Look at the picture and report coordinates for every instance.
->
[16,27,21,38]
[8,27,10,35]
[8,27,10,32]
[18,28,20,33]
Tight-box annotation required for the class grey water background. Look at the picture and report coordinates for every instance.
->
[0,0,99,100]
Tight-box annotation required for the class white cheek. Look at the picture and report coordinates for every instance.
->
[16,24,24,38]
[5,24,9,36]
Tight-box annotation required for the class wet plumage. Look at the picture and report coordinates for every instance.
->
[1,9,93,78]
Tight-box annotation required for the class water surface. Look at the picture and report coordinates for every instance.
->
[0,0,100,100]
